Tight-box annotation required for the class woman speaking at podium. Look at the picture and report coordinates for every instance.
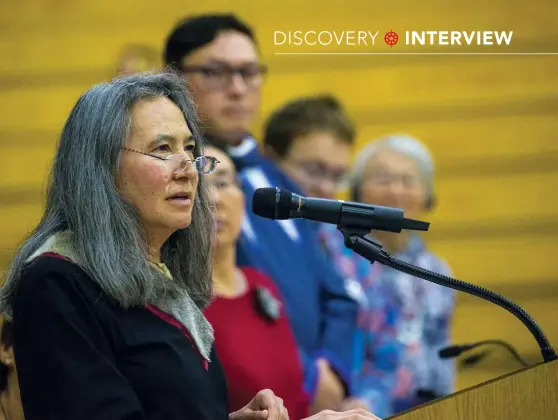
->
[0,71,379,420]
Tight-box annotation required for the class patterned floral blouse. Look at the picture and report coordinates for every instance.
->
[319,224,456,418]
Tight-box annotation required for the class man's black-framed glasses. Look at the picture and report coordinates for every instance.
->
[181,63,268,90]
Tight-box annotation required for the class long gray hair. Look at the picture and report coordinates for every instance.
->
[0,71,215,316]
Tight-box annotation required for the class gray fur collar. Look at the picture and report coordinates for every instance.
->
[26,231,214,362]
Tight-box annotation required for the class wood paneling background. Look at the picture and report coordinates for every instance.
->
[1,0,557,392]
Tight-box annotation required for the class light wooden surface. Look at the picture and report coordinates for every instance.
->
[389,359,558,419]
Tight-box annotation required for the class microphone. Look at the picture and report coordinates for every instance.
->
[439,339,529,368]
[251,187,557,364]
[252,187,429,233]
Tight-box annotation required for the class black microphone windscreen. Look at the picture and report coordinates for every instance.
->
[252,188,292,220]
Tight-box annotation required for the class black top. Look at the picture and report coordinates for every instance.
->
[12,255,229,420]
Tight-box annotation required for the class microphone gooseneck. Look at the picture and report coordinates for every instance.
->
[343,228,557,364]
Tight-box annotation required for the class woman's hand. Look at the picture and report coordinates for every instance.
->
[303,409,382,420]
[229,389,289,420]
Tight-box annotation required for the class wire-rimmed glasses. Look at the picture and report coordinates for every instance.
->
[122,148,220,175]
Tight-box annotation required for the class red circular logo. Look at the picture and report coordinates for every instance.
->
[384,30,399,47]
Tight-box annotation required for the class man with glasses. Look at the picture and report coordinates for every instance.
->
[163,14,359,414]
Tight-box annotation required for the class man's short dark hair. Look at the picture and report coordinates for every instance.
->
[263,94,356,158]
[164,14,257,68]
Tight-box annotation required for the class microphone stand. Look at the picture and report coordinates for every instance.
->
[337,226,557,364]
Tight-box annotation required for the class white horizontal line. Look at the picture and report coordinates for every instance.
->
[274,52,558,56]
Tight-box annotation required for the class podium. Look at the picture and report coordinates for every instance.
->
[387,360,558,419]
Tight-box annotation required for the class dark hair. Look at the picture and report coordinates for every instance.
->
[164,14,257,68]
[0,319,13,392]
[263,94,356,158]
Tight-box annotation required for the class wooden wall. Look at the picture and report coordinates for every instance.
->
[1,0,557,391]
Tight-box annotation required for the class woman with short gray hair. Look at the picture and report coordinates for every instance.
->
[0,71,295,420]
[321,134,456,418]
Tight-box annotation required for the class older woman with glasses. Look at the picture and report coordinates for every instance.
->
[320,134,457,418]
[0,71,290,420]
